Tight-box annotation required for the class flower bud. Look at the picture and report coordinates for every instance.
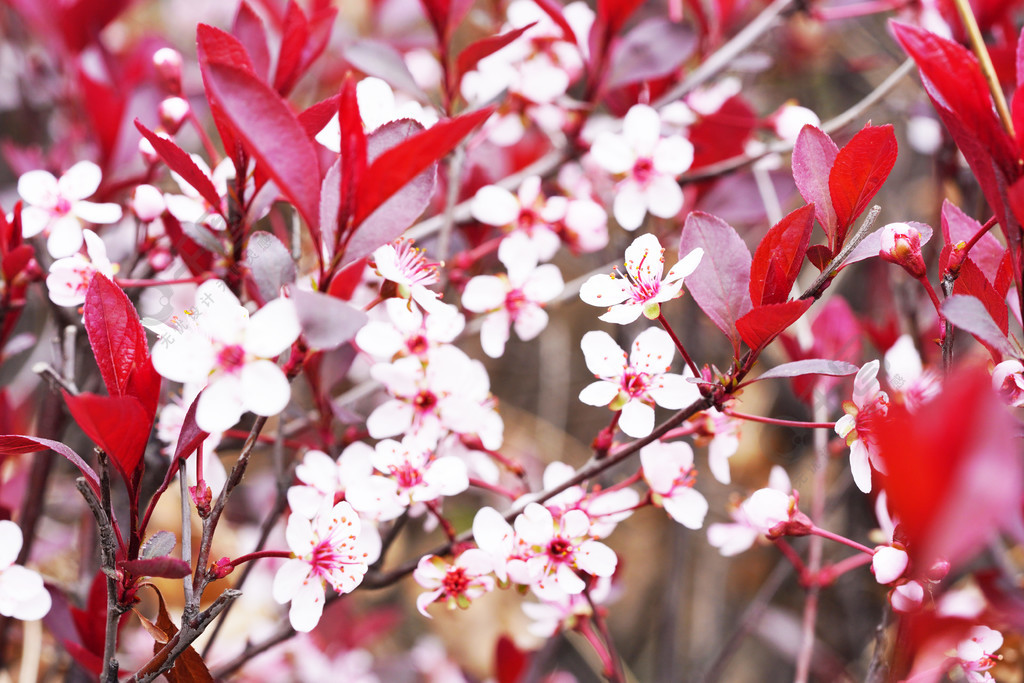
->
[132,184,166,222]
[879,222,927,279]
[158,96,190,134]
[153,47,183,94]
[210,556,234,579]
[190,481,213,517]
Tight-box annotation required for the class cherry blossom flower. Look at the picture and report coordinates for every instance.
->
[640,441,708,529]
[286,443,378,519]
[472,507,521,584]
[707,466,792,556]
[522,576,613,637]
[0,521,51,621]
[150,280,301,433]
[883,334,940,410]
[992,359,1024,407]
[955,626,1003,683]
[46,229,114,307]
[367,344,503,449]
[273,501,373,632]
[163,156,233,231]
[512,503,617,598]
[694,406,742,485]
[355,298,464,362]
[580,233,703,324]
[461,233,564,358]
[771,104,820,142]
[131,184,166,222]
[17,161,123,257]
[890,580,925,613]
[413,550,494,617]
[835,360,889,493]
[470,176,564,261]
[371,239,446,313]
[589,104,694,230]
[316,77,438,152]
[872,545,909,585]
[879,222,927,278]
[579,327,700,438]
[531,461,637,539]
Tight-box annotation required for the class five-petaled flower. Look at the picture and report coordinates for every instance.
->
[580,233,702,324]
[834,360,889,494]
[579,327,699,438]
[45,229,115,307]
[413,550,494,617]
[640,441,709,530]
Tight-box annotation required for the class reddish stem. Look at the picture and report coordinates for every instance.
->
[117,276,209,288]
[815,553,873,585]
[658,313,701,378]
[810,526,874,555]
[468,477,520,500]
[230,549,292,568]
[724,408,836,429]
[773,539,809,582]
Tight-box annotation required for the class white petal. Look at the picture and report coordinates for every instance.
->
[649,373,700,410]
[872,546,909,585]
[579,273,630,307]
[522,264,563,303]
[245,298,301,357]
[73,201,122,225]
[315,115,341,153]
[58,161,102,201]
[579,380,620,407]
[240,360,291,416]
[630,328,675,374]
[850,439,872,493]
[663,488,709,529]
[46,218,84,258]
[619,399,654,438]
[152,330,215,384]
[884,334,923,388]
[273,558,311,603]
[366,400,414,439]
[471,185,520,226]
[462,276,507,313]
[835,413,856,438]
[590,132,635,175]
[576,540,617,576]
[479,311,511,358]
[498,232,539,284]
[708,434,738,485]
[580,330,627,376]
[623,104,661,157]
[512,305,548,341]
[653,135,694,176]
[19,206,50,238]
[707,523,758,556]
[0,522,23,568]
[665,247,704,283]
[598,304,645,325]
[644,175,684,220]
[196,375,246,432]
[17,170,58,208]
[357,76,397,130]
[289,579,326,632]
[613,182,648,231]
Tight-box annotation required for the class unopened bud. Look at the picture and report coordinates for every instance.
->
[879,222,927,279]
[773,104,820,143]
[158,96,190,134]
[190,481,213,517]
[153,48,183,94]
[926,558,950,582]
[132,184,166,222]
[211,556,234,579]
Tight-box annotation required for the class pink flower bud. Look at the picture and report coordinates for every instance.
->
[153,48,183,94]
[211,556,234,579]
[158,96,190,134]
[132,184,165,222]
[879,222,926,279]
[190,482,213,517]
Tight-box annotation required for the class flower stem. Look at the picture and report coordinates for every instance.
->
[658,313,701,378]
[724,408,835,429]
[809,525,874,555]
[229,550,293,568]
[950,0,1015,138]
[816,553,873,585]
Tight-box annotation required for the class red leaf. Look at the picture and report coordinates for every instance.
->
[0,435,99,493]
[495,634,530,683]
[419,0,473,43]
[953,257,1008,335]
[351,106,492,229]
[232,2,271,80]
[688,96,757,168]
[940,200,1003,280]
[83,274,153,403]
[532,0,578,42]
[196,24,255,73]
[877,366,1022,572]
[172,391,208,463]
[828,124,898,247]
[298,93,341,139]
[337,75,367,239]
[597,0,646,37]
[134,121,223,213]
[749,204,815,305]
[941,294,1015,358]
[201,61,322,230]
[736,299,812,352]
[273,1,310,95]
[792,125,838,239]
[120,557,191,579]
[604,18,696,90]
[805,244,833,272]
[64,392,151,489]
[677,211,752,354]
[455,24,536,94]
[328,257,368,300]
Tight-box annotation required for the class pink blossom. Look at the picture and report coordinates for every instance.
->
[883,334,940,410]
[316,77,438,152]
[707,466,792,556]
[0,521,51,621]
[890,580,925,612]
[156,384,226,493]
[163,156,234,231]
[834,360,889,493]
[521,576,613,637]
[872,545,909,585]
[372,239,446,313]
[413,550,494,617]
[273,502,373,632]
[694,406,742,485]
[529,462,638,539]
[879,222,927,279]
[472,506,521,583]
[992,359,1024,407]
[45,230,114,307]
[17,161,123,257]
[461,233,564,358]
[640,441,708,529]
[590,104,694,230]
[286,443,376,519]
[150,280,301,432]
[355,298,465,362]
[955,626,1003,683]
[578,327,700,438]
[580,233,703,324]
[470,176,564,260]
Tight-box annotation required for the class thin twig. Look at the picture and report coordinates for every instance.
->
[179,458,194,607]
[436,142,466,291]
[801,206,882,301]
[950,0,1015,138]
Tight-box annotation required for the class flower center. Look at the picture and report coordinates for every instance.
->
[217,344,246,372]
[622,369,650,398]
[407,334,430,355]
[414,390,438,411]
[442,567,470,596]
[547,537,573,562]
[632,157,655,184]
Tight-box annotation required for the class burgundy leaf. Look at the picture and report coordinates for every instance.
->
[196,23,256,73]
[953,257,1009,335]
[805,244,833,272]
[344,119,438,264]
[337,75,367,240]
[828,124,898,247]
[351,106,492,229]
[232,1,271,80]
[940,200,1003,280]
[604,18,696,90]
[273,1,311,95]
[0,435,99,492]
[750,358,860,382]
[83,274,149,401]
[288,287,369,350]
[792,125,838,240]
[64,392,151,489]
[171,391,207,463]
[201,61,322,230]
[342,40,428,103]
[134,120,223,214]
[140,530,177,559]
[120,557,191,579]
[735,299,812,353]
[532,0,577,42]
[677,211,752,353]
[941,294,1015,357]
[495,634,531,683]
[455,24,536,93]
[298,93,342,139]
[597,0,646,37]
[688,96,757,168]
[749,204,815,305]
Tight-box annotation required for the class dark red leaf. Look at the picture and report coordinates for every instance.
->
[688,96,757,168]
[120,557,191,579]
[604,18,696,90]
[172,392,208,464]
[232,2,271,80]
[749,204,815,305]
[64,392,151,488]
[328,257,368,300]
[273,1,311,95]
[337,76,367,239]
[792,125,838,239]
[495,634,530,683]
[201,61,322,230]
[805,244,833,272]
[419,0,472,43]
[161,211,215,277]
[455,24,536,93]
[941,294,1015,358]
[83,273,153,403]
[736,299,812,352]
[940,200,1003,280]
[877,366,1022,572]
[0,435,99,493]
[597,0,646,37]
[677,211,752,353]
[298,93,341,139]
[135,121,223,214]
[828,124,898,247]
[2,244,33,285]
[145,585,215,683]
[351,106,492,229]
[532,0,578,42]
[196,24,256,73]
[953,257,1008,335]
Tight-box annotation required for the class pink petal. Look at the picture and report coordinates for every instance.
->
[17,170,58,208]
[872,546,909,585]
[613,181,647,231]
[462,275,507,313]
